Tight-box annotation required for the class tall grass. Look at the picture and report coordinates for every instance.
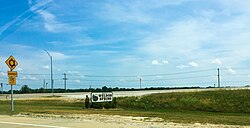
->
[117,89,250,113]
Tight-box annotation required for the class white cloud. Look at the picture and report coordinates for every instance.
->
[42,65,49,69]
[43,51,72,60]
[152,59,169,65]
[30,1,80,33]
[227,67,236,74]
[163,60,169,64]
[99,0,190,24]
[152,60,160,65]
[155,75,163,78]
[189,62,198,67]
[212,59,222,65]
[37,10,66,33]
[29,0,52,11]
[138,4,250,70]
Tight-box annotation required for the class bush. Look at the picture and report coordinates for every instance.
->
[90,97,117,109]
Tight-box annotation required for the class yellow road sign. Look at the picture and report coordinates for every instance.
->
[9,77,16,85]
[5,55,18,71]
[8,71,18,77]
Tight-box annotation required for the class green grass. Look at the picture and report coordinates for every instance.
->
[0,89,250,125]
[117,89,250,113]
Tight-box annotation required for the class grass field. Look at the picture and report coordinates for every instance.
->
[0,89,249,125]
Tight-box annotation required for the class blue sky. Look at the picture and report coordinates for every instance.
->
[1,0,250,90]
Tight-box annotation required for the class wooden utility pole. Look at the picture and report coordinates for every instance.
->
[217,68,220,88]
[140,78,142,89]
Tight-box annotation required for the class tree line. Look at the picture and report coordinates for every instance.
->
[1,85,202,94]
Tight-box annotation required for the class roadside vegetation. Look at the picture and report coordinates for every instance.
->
[117,89,250,113]
[0,89,249,125]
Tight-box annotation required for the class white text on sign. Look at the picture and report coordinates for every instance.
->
[91,92,113,102]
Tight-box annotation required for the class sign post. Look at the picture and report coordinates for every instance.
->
[5,55,18,112]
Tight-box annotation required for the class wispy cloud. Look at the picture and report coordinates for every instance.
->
[44,51,72,60]
[227,66,236,74]
[37,10,65,33]
[29,0,52,11]
[42,65,49,70]
[212,59,222,65]
[28,0,81,33]
[151,60,160,65]
[151,59,169,65]
[189,62,198,67]
[98,0,191,24]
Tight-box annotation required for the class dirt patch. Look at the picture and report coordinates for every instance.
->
[15,113,248,128]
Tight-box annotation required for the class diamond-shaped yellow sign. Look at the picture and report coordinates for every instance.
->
[5,55,18,71]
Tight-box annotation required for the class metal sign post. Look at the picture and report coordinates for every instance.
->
[10,84,14,112]
[5,55,18,112]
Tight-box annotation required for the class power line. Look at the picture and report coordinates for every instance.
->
[14,74,214,82]
[80,68,215,78]
[143,75,214,81]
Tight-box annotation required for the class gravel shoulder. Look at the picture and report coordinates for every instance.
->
[0,113,249,128]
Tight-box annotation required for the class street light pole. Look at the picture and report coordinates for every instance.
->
[44,50,54,96]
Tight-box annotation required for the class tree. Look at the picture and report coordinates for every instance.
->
[20,85,31,94]
[102,86,108,91]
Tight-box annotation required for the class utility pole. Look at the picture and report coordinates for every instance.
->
[63,73,68,92]
[43,80,45,89]
[217,68,221,88]
[1,83,3,95]
[140,78,142,89]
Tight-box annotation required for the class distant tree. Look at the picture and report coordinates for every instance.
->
[20,85,31,93]
[102,86,108,91]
